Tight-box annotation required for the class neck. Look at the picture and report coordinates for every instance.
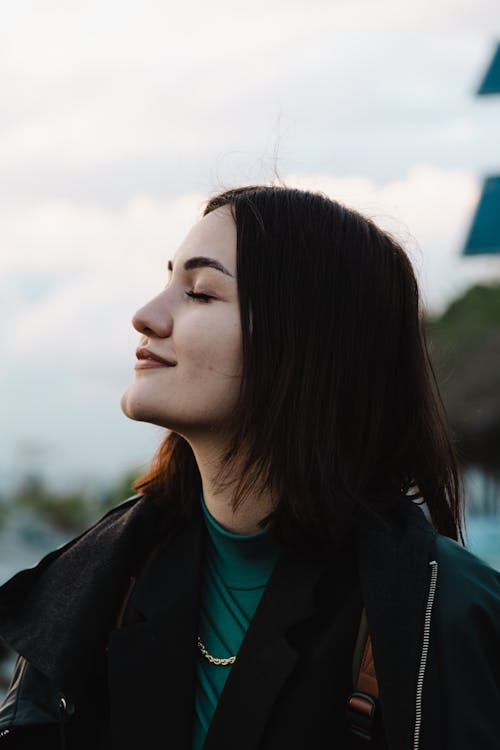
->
[189,440,275,535]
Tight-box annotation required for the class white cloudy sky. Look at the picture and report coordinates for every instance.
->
[1,0,500,494]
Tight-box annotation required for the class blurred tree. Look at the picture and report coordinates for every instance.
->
[0,497,8,530]
[14,475,92,534]
[7,467,146,536]
[425,281,500,473]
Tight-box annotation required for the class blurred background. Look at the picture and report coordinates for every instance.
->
[1,0,500,693]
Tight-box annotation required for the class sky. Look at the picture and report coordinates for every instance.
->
[1,0,500,495]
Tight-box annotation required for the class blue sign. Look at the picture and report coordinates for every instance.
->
[463,175,500,255]
[478,43,500,95]
[463,44,500,255]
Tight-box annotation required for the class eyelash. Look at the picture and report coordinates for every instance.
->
[185,290,213,303]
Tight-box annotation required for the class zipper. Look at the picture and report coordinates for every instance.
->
[413,559,438,749]
[58,692,73,750]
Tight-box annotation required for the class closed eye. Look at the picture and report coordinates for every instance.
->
[185,290,214,303]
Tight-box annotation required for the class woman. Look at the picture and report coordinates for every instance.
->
[0,185,498,749]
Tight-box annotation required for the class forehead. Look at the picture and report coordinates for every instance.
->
[172,206,236,274]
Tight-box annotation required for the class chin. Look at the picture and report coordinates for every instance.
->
[119,389,172,429]
[120,389,151,423]
[119,389,138,420]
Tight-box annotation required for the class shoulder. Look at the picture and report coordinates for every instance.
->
[434,533,500,642]
[431,536,500,744]
[435,535,500,609]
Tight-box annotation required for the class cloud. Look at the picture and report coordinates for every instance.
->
[0,191,205,368]
[0,0,498,183]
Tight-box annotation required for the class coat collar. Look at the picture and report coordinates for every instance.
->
[0,494,164,702]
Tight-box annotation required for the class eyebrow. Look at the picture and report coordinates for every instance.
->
[167,256,234,277]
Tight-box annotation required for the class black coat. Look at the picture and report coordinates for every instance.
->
[0,493,499,749]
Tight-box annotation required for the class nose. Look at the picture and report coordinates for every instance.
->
[131,291,173,338]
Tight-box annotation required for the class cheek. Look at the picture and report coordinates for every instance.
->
[181,314,242,376]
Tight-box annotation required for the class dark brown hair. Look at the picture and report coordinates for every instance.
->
[132,184,465,548]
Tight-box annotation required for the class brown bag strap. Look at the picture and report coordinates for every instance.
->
[347,608,380,741]
[359,637,378,697]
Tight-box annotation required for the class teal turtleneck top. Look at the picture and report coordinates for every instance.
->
[192,495,281,750]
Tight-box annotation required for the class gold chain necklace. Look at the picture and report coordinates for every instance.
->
[197,636,236,666]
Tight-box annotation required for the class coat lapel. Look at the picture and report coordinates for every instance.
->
[203,543,328,750]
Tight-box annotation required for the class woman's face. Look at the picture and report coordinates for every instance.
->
[120,205,242,441]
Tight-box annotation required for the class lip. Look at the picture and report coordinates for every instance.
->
[135,346,176,366]
[134,360,172,370]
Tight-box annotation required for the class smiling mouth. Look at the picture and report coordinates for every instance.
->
[136,346,176,366]
[135,359,175,369]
